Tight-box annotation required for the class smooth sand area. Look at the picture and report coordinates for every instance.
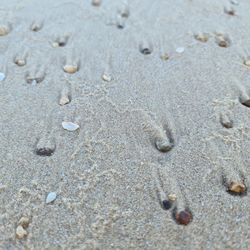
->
[0,0,250,249]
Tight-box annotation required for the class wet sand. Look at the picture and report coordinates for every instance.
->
[1,0,250,249]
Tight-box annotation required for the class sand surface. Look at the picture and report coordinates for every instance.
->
[1,0,250,249]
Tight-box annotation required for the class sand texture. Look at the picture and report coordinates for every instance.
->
[1,0,250,249]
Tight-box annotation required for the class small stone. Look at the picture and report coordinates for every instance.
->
[92,0,101,6]
[155,138,173,152]
[15,59,26,67]
[63,65,78,74]
[102,73,112,82]
[162,200,172,210]
[59,96,70,106]
[228,181,246,193]
[46,192,57,204]
[176,47,185,53]
[175,210,192,225]
[0,25,9,36]
[0,72,5,81]
[16,225,28,239]
[224,7,236,16]
[244,60,250,67]
[241,100,250,108]
[118,4,130,18]
[18,217,30,229]
[62,121,79,131]
[168,194,177,201]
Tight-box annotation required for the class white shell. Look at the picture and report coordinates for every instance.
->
[46,192,57,204]
[0,72,5,81]
[62,121,79,131]
[176,47,185,53]
[102,73,112,82]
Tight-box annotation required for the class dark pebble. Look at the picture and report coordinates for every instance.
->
[162,200,172,210]
[36,147,54,156]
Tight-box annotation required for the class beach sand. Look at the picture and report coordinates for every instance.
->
[1,0,250,249]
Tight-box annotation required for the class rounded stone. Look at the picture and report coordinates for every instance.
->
[175,210,192,225]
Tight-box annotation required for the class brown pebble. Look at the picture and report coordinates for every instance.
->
[175,210,192,225]
[241,99,250,108]
[228,181,246,193]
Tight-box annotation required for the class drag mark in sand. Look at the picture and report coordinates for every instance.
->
[224,6,236,16]
[25,65,46,84]
[238,84,250,108]
[30,19,44,32]
[153,166,192,225]
[52,34,70,48]
[62,49,80,74]
[215,33,231,48]
[209,96,249,195]
[36,135,56,156]
[139,39,153,55]
[14,49,28,67]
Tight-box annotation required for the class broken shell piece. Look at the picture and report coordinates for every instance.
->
[176,47,185,53]
[63,65,78,74]
[46,192,57,204]
[228,181,246,193]
[59,95,70,106]
[16,225,28,239]
[102,73,112,82]
[0,72,5,81]
[62,121,79,131]
[168,194,177,201]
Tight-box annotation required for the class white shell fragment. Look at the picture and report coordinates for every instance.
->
[176,47,185,53]
[0,72,5,81]
[46,192,57,204]
[102,73,112,82]
[62,121,79,131]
